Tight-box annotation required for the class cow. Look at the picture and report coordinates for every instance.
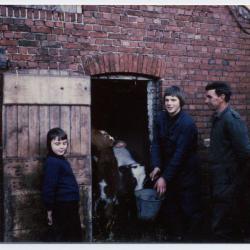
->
[91,129,120,240]
[112,141,147,239]
[113,140,146,192]
[91,129,147,241]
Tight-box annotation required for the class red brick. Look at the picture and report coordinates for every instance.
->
[68,63,77,71]
[150,57,157,76]
[70,13,76,22]
[71,29,88,36]
[160,60,167,77]
[34,20,45,26]
[24,19,33,26]
[7,7,14,17]
[98,55,105,74]
[111,53,117,73]
[89,31,107,38]
[39,10,46,20]
[12,54,33,61]
[27,61,38,67]
[1,5,250,148]
[155,60,162,77]
[57,35,68,42]
[83,6,98,11]
[0,25,8,31]
[31,26,51,33]
[114,53,120,72]
[146,57,153,75]
[64,43,81,49]
[132,54,138,73]
[128,54,133,72]
[46,11,52,20]
[119,54,125,72]
[52,12,59,22]
[45,21,54,28]
[99,6,112,13]
[77,14,83,23]
[103,54,110,72]
[137,54,143,73]
[142,55,148,74]
[94,57,100,74]
[123,54,129,72]
[88,61,95,75]
[53,28,64,35]
[0,6,7,16]
[58,12,64,22]
[33,9,39,19]
[7,47,18,53]
[65,13,71,22]
[0,39,17,46]
[18,47,28,54]
[20,8,26,18]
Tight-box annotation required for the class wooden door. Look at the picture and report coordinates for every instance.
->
[1,71,91,241]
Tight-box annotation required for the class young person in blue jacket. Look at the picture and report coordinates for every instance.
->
[150,86,202,241]
[42,127,82,242]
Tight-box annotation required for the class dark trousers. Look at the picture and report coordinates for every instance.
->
[211,184,243,241]
[160,185,202,241]
[210,164,245,242]
[52,201,82,242]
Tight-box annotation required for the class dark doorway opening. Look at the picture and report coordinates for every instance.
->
[91,78,150,169]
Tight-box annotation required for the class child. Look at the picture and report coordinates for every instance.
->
[42,127,82,242]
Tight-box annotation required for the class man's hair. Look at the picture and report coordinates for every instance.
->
[163,85,185,107]
[47,127,67,152]
[205,81,232,102]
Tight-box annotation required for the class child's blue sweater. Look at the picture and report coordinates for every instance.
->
[42,155,80,210]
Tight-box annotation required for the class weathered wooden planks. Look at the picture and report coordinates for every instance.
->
[3,74,90,105]
[2,72,92,241]
[80,106,91,156]
[28,106,39,157]
[60,106,71,153]
[3,105,91,159]
[4,105,18,158]
[17,106,29,158]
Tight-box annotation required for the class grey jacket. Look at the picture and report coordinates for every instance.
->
[209,106,250,166]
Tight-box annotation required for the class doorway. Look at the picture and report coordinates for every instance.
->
[91,76,158,169]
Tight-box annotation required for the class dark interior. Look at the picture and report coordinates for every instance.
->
[91,78,150,169]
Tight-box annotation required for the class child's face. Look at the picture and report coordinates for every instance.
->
[51,137,68,156]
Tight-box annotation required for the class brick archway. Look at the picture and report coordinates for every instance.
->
[84,53,166,77]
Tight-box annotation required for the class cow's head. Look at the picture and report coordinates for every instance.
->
[92,129,115,152]
[130,164,146,191]
[118,165,137,198]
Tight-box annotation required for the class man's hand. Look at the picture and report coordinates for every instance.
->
[47,210,53,226]
[154,177,167,195]
[150,167,161,181]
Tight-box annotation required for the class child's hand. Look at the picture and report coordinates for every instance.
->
[47,210,53,226]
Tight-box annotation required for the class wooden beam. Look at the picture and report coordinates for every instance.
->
[3,73,90,105]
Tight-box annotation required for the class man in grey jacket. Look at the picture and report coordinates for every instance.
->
[205,81,250,242]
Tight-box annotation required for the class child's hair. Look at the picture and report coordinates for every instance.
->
[163,85,185,107]
[47,127,67,153]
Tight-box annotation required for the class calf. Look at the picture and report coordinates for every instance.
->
[113,141,147,238]
[92,131,147,240]
[113,141,146,192]
[91,129,120,240]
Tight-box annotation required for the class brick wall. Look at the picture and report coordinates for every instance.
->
[0,5,250,241]
[0,5,249,140]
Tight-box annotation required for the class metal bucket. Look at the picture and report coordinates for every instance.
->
[134,188,164,221]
